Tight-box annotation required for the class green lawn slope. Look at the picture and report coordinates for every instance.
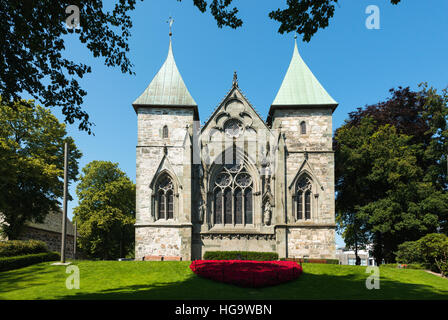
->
[0,261,447,300]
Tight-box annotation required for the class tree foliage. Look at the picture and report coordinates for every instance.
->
[74,161,135,260]
[0,98,81,239]
[334,85,448,264]
[0,0,139,133]
[183,0,402,42]
[396,233,448,276]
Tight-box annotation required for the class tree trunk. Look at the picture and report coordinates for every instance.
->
[354,234,361,265]
[374,232,383,266]
[120,236,123,259]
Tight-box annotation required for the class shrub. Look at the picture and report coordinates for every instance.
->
[417,233,448,275]
[203,251,278,261]
[281,258,339,264]
[190,260,302,287]
[0,240,48,257]
[0,252,60,272]
[396,240,422,264]
[395,233,448,276]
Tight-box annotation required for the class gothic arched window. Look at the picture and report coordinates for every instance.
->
[162,125,169,139]
[295,175,312,220]
[155,174,174,220]
[212,162,253,226]
[300,121,306,135]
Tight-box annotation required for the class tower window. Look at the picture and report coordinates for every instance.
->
[162,125,169,139]
[295,175,312,220]
[300,121,306,135]
[155,174,174,220]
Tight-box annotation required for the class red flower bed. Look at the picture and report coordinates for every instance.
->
[189,260,303,288]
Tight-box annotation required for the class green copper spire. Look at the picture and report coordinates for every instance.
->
[133,37,197,107]
[271,39,337,107]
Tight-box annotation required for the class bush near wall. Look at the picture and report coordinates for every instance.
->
[0,240,48,257]
[396,233,448,277]
[0,252,60,272]
[203,251,279,261]
[281,258,339,264]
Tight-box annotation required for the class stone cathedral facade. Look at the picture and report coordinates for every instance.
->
[133,37,338,261]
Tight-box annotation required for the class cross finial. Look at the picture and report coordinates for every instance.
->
[233,71,238,87]
[167,17,174,37]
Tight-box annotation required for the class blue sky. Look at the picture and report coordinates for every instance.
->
[55,0,448,247]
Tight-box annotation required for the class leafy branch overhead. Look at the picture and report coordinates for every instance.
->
[0,1,138,134]
[1,0,403,134]
[184,0,402,41]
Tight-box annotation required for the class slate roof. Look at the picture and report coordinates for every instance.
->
[271,39,337,107]
[133,39,197,108]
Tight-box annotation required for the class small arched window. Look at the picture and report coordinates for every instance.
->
[162,125,169,139]
[300,121,306,135]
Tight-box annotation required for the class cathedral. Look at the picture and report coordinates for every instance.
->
[133,34,338,261]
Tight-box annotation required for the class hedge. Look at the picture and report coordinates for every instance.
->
[0,240,48,257]
[0,252,60,272]
[281,258,339,264]
[203,251,279,261]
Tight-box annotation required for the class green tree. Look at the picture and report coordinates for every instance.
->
[0,98,81,239]
[74,161,135,260]
[335,86,448,264]
[396,234,448,276]
[1,1,138,133]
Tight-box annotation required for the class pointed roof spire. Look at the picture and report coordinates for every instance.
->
[132,22,197,111]
[271,37,337,108]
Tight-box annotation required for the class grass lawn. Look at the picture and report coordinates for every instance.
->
[0,260,447,300]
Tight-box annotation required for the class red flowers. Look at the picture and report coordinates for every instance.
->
[189,260,303,288]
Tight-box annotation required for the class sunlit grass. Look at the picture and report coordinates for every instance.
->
[0,261,447,300]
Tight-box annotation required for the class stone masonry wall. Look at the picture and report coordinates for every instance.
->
[135,226,182,260]
[271,108,332,151]
[135,104,337,261]
[287,227,335,259]
[285,152,335,224]
[200,236,276,256]
[271,107,336,259]
[18,226,75,259]
[135,107,194,261]
[136,107,194,224]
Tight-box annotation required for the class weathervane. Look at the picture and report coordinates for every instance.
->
[167,16,174,37]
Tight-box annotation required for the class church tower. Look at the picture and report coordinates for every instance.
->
[268,39,338,259]
[132,33,198,260]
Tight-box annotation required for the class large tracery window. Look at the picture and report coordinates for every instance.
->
[155,175,174,220]
[213,162,253,226]
[295,175,312,220]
